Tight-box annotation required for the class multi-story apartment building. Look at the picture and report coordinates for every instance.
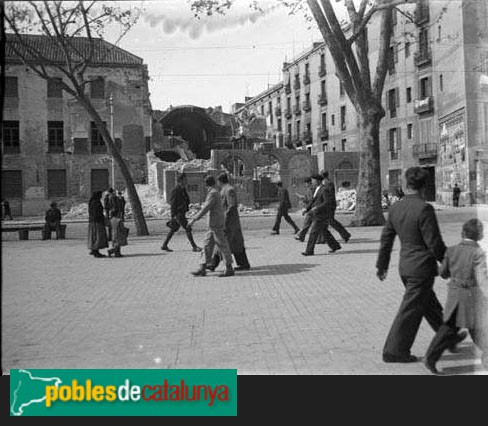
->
[235,0,488,205]
[2,34,152,216]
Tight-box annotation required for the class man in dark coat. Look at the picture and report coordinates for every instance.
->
[321,170,351,243]
[452,183,461,207]
[161,173,201,252]
[271,181,299,235]
[301,174,341,256]
[208,172,251,272]
[103,188,116,241]
[42,202,62,239]
[376,166,467,363]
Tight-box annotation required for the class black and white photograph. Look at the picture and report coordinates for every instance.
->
[2,0,488,388]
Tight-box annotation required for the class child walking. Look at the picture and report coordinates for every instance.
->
[424,218,488,374]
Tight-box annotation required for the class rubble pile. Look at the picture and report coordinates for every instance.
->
[336,188,356,211]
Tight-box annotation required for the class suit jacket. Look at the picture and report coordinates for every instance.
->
[440,240,488,327]
[220,183,245,252]
[376,193,446,277]
[323,179,337,212]
[305,184,330,221]
[170,183,190,217]
[277,187,292,211]
[192,187,225,228]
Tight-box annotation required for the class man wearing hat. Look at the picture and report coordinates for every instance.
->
[43,202,62,240]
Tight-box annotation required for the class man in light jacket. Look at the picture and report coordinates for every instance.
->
[188,175,235,277]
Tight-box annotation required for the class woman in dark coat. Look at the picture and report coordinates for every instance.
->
[87,191,109,258]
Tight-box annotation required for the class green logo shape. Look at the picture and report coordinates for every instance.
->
[10,369,237,416]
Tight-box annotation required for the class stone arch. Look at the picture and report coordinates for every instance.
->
[158,105,222,159]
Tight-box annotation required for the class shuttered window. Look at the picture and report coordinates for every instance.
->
[2,121,20,153]
[47,169,67,198]
[90,77,105,99]
[47,78,63,98]
[91,122,107,153]
[5,77,18,97]
[2,170,23,198]
[48,121,64,152]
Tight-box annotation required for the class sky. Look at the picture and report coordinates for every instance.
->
[113,0,325,113]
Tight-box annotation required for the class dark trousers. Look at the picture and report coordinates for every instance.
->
[304,217,341,254]
[272,208,299,233]
[329,212,351,241]
[211,248,250,269]
[43,221,61,239]
[163,212,198,249]
[105,212,112,241]
[425,308,488,366]
[453,197,459,207]
[383,275,444,357]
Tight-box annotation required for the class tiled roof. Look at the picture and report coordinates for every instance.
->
[5,33,144,67]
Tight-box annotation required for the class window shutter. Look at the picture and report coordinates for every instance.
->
[397,127,402,150]
[387,130,392,151]
[395,88,400,107]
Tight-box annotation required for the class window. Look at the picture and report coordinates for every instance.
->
[388,127,402,160]
[321,112,327,129]
[388,46,396,74]
[439,74,444,92]
[388,88,399,118]
[2,121,20,153]
[392,9,397,26]
[341,139,346,152]
[321,80,326,96]
[90,77,105,99]
[406,87,412,103]
[277,118,282,132]
[47,169,67,198]
[322,143,328,152]
[405,41,411,58]
[296,120,301,135]
[340,106,346,130]
[407,123,413,139]
[339,81,345,96]
[48,121,64,152]
[420,76,431,98]
[47,78,63,98]
[331,115,335,126]
[5,76,19,98]
[261,105,264,116]
[2,170,23,198]
[91,121,107,152]
[438,25,442,41]
[419,28,429,54]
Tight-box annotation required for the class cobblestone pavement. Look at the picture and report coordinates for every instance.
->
[2,208,488,375]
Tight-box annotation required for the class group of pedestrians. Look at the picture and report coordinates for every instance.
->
[272,170,351,256]
[161,172,251,278]
[376,166,487,374]
[87,188,127,258]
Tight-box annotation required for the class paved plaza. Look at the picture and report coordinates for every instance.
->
[2,207,488,375]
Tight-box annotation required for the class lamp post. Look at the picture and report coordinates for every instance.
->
[109,92,115,187]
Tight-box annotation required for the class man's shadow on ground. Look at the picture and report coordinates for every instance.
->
[233,263,319,276]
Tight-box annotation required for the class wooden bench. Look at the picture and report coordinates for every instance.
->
[1,224,66,240]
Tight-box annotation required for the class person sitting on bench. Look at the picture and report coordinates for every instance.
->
[43,202,62,240]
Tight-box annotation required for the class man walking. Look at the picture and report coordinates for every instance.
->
[376,167,467,363]
[271,181,299,235]
[208,172,251,272]
[188,175,234,278]
[161,173,201,253]
[301,174,341,256]
[321,170,351,243]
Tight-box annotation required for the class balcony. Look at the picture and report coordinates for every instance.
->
[414,48,431,67]
[275,106,282,116]
[302,100,311,112]
[285,83,291,94]
[317,127,329,139]
[302,131,312,143]
[293,79,301,90]
[413,143,438,158]
[303,74,310,85]
[414,96,434,114]
[317,94,328,106]
[293,105,302,115]
[318,64,326,77]
[285,108,293,119]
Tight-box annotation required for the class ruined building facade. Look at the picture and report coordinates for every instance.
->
[2,34,152,216]
[234,0,488,205]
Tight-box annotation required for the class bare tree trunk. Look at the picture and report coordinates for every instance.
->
[78,95,149,236]
[351,108,386,227]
